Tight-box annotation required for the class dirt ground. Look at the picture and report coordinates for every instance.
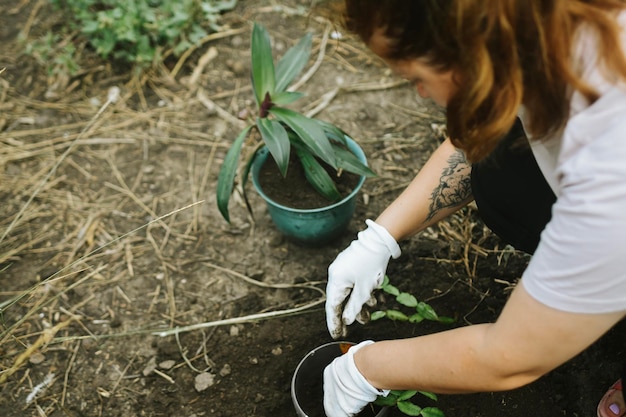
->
[1,1,624,416]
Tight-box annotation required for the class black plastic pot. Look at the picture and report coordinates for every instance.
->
[291,341,388,417]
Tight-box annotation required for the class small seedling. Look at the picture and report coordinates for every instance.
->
[374,390,445,417]
[370,276,451,416]
[371,276,455,324]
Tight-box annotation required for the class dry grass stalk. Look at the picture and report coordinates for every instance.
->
[0,319,72,385]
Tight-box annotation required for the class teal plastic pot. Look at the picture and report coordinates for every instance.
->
[291,341,388,417]
[251,138,367,246]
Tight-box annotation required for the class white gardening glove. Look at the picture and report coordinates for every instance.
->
[326,220,401,339]
[323,340,389,417]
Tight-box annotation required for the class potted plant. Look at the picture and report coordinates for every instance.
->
[216,22,376,245]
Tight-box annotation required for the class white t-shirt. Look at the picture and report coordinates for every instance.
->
[519,12,626,314]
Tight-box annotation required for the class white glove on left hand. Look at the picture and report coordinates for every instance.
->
[323,341,389,417]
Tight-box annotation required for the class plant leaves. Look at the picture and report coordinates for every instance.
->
[420,407,446,417]
[256,118,290,177]
[437,316,456,324]
[370,311,386,321]
[397,390,418,401]
[295,146,341,202]
[397,401,422,416]
[269,107,336,167]
[416,302,439,321]
[382,275,390,287]
[251,23,276,106]
[331,143,377,177]
[418,391,438,401]
[271,91,305,106]
[374,395,398,407]
[385,310,409,321]
[275,32,312,92]
[408,313,425,323]
[216,125,253,222]
[316,118,349,145]
[396,292,418,308]
[382,283,400,297]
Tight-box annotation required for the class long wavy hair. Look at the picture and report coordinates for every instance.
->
[336,0,626,162]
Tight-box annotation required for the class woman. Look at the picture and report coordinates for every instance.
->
[322,1,626,416]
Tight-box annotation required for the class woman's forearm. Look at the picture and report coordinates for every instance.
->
[354,284,626,395]
[376,138,473,241]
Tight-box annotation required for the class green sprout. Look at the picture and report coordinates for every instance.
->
[371,276,453,416]
[371,276,455,324]
[216,23,376,222]
[375,390,445,417]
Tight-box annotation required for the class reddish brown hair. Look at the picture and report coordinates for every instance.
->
[337,0,626,161]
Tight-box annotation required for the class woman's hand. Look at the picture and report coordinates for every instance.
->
[325,220,401,339]
[323,341,389,417]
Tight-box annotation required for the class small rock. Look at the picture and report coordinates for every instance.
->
[142,357,157,376]
[194,372,215,392]
[271,347,283,356]
[268,233,285,247]
[158,360,176,370]
[249,357,258,365]
[254,393,265,403]
[219,364,231,377]
[231,35,243,47]
[29,352,45,365]
[229,325,239,337]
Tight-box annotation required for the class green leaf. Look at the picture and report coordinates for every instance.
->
[256,118,290,177]
[397,401,422,416]
[216,125,253,222]
[396,292,418,308]
[275,32,312,92]
[316,118,349,145]
[408,313,425,323]
[381,275,390,287]
[418,391,438,401]
[295,146,341,202]
[397,390,418,401]
[270,107,336,167]
[420,407,446,417]
[437,316,455,324]
[382,283,400,297]
[416,302,439,321]
[331,143,377,177]
[385,310,409,321]
[271,91,305,106]
[370,311,386,321]
[241,144,264,191]
[374,395,398,407]
[251,23,276,106]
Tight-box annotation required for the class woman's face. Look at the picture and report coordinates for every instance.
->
[368,30,458,107]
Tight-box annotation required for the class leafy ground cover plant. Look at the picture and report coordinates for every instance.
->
[371,276,455,324]
[216,22,376,222]
[32,0,237,70]
[371,276,453,416]
[374,390,445,417]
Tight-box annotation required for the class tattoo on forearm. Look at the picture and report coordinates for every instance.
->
[425,149,472,222]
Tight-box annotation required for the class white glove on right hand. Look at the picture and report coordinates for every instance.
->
[325,220,401,339]
[323,340,389,417]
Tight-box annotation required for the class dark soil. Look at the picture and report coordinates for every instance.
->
[257,149,361,210]
[0,1,624,417]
